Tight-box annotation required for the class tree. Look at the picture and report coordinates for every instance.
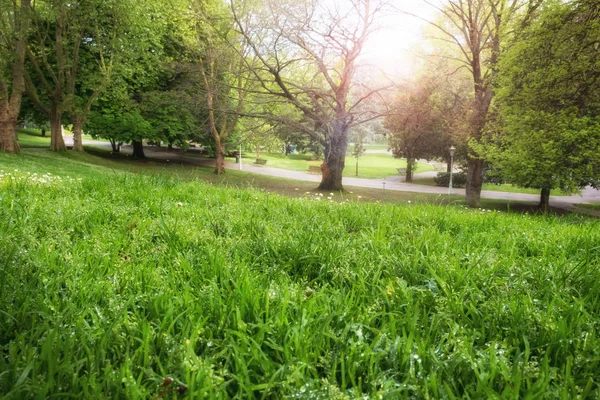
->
[385,79,448,182]
[232,0,387,190]
[486,0,600,210]
[194,2,250,174]
[410,0,543,206]
[0,0,31,153]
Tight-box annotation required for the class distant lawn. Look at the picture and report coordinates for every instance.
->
[17,128,110,148]
[16,128,51,147]
[233,152,435,179]
[411,177,572,196]
[576,203,600,211]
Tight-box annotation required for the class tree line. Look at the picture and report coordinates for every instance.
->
[1,0,598,206]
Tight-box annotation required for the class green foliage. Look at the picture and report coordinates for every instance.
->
[86,107,152,144]
[1,158,600,398]
[385,78,454,163]
[488,0,600,194]
[434,171,467,188]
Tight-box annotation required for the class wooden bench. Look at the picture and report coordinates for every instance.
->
[254,159,267,165]
[308,165,321,174]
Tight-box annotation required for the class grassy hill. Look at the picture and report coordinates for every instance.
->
[1,150,599,398]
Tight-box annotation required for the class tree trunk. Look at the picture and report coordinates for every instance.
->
[539,187,550,211]
[41,128,46,137]
[406,158,414,183]
[50,111,66,151]
[132,140,145,158]
[109,139,120,153]
[466,158,484,207]
[318,123,347,191]
[72,116,84,152]
[215,141,225,174]
[167,142,173,151]
[0,116,20,153]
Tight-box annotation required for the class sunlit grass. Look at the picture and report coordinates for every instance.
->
[1,149,599,398]
[233,152,435,179]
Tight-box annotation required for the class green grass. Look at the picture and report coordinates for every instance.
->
[576,203,600,211]
[1,150,600,398]
[234,152,434,179]
[412,177,573,196]
[16,128,52,147]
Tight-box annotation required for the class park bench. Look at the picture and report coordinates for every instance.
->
[254,159,267,165]
[308,165,321,174]
[397,167,407,175]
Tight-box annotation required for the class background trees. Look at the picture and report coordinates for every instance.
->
[384,76,459,182]
[0,0,31,152]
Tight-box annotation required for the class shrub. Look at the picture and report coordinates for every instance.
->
[434,171,467,187]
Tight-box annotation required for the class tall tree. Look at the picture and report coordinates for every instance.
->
[194,2,250,174]
[232,0,386,190]
[487,0,600,210]
[411,0,543,206]
[0,0,31,153]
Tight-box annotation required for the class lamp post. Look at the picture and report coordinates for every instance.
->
[239,144,243,171]
[448,145,456,194]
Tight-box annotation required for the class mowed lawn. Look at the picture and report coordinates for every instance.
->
[1,150,600,398]
[235,152,435,179]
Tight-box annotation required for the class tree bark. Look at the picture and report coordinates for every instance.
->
[539,187,550,211]
[318,124,347,191]
[0,117,20,153]
[71,115,84,152]
[406,158,414,183]
[466,158,485,207]
[132,140,145,158]
[50,110,66,151]
[41,128,46,137]
[215,141,225,174]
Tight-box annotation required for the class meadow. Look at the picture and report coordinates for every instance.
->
[1,150,600,398]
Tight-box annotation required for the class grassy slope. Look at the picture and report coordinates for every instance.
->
[1,150,600,398]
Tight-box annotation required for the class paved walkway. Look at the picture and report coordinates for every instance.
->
[65,136,600,215]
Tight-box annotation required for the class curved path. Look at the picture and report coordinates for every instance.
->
[66,136,600,214]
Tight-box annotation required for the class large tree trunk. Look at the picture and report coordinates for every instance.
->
[215,141,225,174]
[132,140,145,158]
[49,110,66,151]
[539,187,550,211]
[0,116,20,153]
[318,123,347,191]
[72,115,84,152]
[466,158,485,207]
[406,158,414,183]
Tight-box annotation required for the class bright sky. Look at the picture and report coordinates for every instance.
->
[360,0,440,81]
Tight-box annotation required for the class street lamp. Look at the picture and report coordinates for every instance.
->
[448,145,456,194]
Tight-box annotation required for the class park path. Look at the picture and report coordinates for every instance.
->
[66,136,600,215]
